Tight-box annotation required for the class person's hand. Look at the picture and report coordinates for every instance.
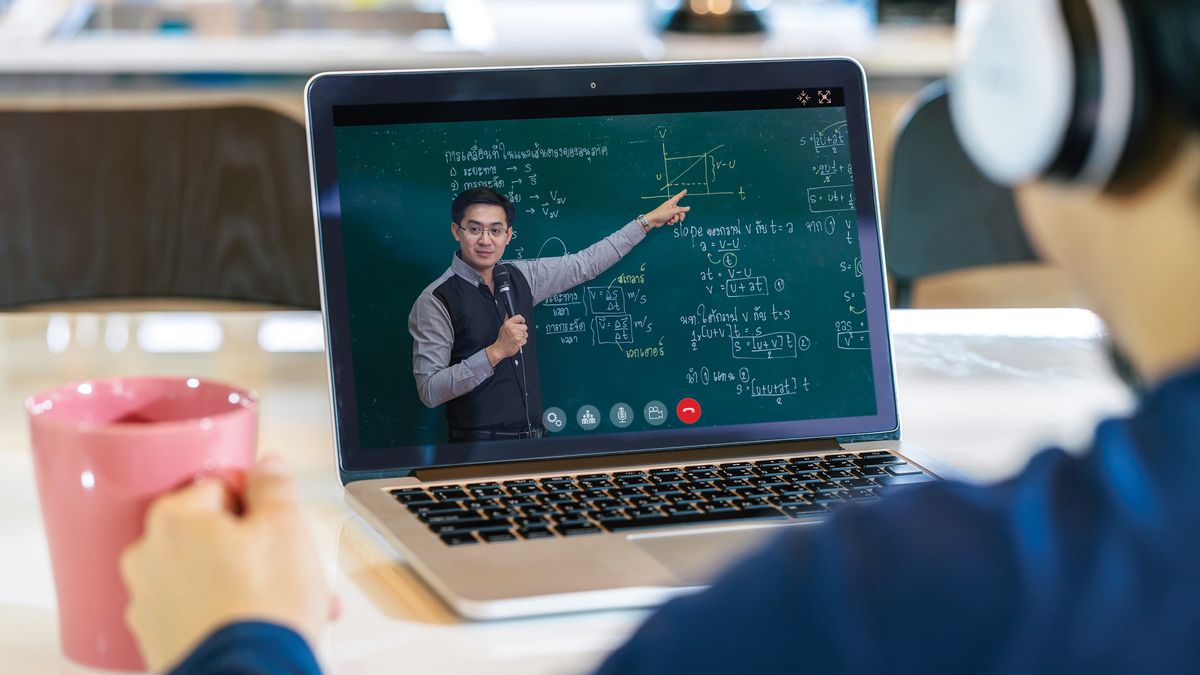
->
[120,457,331,673]
[643,189,690,229]
[487,314,528,364]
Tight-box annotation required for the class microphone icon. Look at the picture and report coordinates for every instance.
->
[612,403,634,428]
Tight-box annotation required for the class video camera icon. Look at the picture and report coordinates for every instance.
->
[643,400,667,426]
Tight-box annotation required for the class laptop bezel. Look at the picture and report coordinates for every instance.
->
[304,58,901,485]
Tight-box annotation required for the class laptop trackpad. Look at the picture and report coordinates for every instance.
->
[630,525,787,586]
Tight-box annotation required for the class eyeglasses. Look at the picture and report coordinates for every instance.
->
[457,223,509,238]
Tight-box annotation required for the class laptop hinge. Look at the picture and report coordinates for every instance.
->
[411,438,839,483]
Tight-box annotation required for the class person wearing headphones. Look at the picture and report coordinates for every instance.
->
[119,1,1200,672]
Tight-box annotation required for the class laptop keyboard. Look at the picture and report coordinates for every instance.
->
[390,451,934,546]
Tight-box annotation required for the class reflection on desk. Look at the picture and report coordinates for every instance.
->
[0,309,1132,673]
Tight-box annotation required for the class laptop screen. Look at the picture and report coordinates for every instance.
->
[307,60,897,477]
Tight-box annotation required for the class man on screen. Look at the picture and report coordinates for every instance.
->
[408,186,690,443]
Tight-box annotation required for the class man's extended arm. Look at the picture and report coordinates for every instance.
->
[512,221,647,305]
[409,293,495,408]
[512,190,689,304]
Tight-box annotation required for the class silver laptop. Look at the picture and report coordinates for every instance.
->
[305,58,939,620]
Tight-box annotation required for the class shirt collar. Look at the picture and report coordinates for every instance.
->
[450,250,489,286]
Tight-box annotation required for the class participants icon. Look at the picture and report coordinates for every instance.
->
[577,405,601,431]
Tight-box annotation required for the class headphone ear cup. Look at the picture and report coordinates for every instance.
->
[950,0,1079,186]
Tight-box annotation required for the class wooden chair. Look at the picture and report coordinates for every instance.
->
[0,104,319,309]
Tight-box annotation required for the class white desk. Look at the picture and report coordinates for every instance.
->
[0,309,1133,673]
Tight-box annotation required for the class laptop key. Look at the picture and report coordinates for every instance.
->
[782,503,828,518]
[433,490,470,502]
[557,524,603,536]
[878,473,935,487]
[593,511,630,524]
[427,519,493,534]
[820,460,856,470]
[481,530,517,543]
[518,527,554,540]
[394,492,436,506]
[414,504,474,519]
[847,489,880,501]
[856,455,903,467]
[440,532,478,546]
[733,488,772,499]
[603,506,786,532]
[812,491,848,503]
[841,478,877,490]
[551,513,588,525]
[754,459,789,468]
[887,463,924,476]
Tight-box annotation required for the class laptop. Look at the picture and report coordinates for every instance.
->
[305,58,941,620]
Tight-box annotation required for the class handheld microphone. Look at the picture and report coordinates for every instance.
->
[493,265,532,433]
[494,266,518,320]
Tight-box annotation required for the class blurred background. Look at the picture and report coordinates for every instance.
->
[0,0,1080,310]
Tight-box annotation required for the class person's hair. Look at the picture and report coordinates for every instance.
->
[1140,0,1200,128]
[451,187,515,228]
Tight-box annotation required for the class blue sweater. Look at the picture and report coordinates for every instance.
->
[173,365,1200,674]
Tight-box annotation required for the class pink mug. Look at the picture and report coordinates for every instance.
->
[27,376,258,671]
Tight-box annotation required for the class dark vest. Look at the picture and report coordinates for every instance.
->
[431,263,542,432]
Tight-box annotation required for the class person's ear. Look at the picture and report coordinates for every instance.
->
[451,222,461,242]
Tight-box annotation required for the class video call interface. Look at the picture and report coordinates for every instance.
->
[332,87,882,456]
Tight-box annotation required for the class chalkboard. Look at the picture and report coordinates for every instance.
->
[335,105,876,450]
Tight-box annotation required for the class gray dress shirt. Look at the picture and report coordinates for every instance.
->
[409,220,646,408]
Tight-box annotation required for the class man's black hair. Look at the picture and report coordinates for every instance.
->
[451,187,516,228]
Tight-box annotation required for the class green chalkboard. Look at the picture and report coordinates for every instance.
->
[335,105,875,450]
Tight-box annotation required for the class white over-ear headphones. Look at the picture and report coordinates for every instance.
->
[950,0,1142,189]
